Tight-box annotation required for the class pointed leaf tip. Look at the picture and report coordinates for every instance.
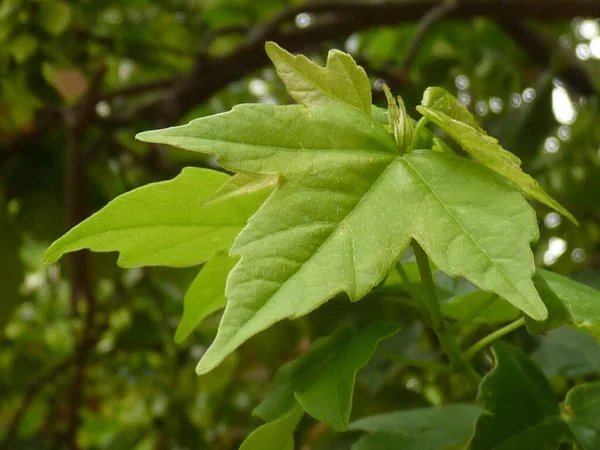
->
[265,41,371,112]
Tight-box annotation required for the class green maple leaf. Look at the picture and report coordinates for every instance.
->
[349,403,482,450]
[45,168,271,268]
[266,41,371,112]
[469,343,574,449]
[254,322,399,431]
[416,87,577,224]
[137,99,546,375]
[239,403,304,450]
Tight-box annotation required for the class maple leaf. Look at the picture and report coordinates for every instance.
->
[137,101,546,374]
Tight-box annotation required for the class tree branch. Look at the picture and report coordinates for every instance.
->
[400,0,462,77]
[63,64,106,450]
[1,0,598,163]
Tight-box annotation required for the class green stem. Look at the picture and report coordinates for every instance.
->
[464,317,525,361]
[395,261,430,326]
[410,117,431,150]
[412,241,481,384]
[378,349,450,373]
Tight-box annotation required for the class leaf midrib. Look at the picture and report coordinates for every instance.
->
[230,155,398,343]
[177,135,394,158]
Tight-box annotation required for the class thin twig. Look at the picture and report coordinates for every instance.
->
[0,355,75,449]
[400,0,461,76]
[0,319,108,450]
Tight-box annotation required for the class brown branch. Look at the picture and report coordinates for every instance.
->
[400,0,462,76]
[63,64,106,450]
[0,355,76,450]
[109,0,600,125]
[497,17,596,96]
[0,318,109,450]
[99,77,177,102]
[1,0,598,163]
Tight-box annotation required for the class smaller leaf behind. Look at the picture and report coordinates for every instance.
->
[349,404,482,450]
[265,42,372,113]
[469,342,574,450]
[239,403,304,450]
[254,322,399,431]
[174,251,238,343]
[44,168,271,268]
[441,291,520,324]
[416,87,577,224]
[564,382,600,449]
[526,269,600,337]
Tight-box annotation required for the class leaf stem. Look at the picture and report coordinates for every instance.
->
[395,261,430,326]
[410,117,431,149]
[378,349,450,373]
[412,241,481,384]
[464,317,525,361]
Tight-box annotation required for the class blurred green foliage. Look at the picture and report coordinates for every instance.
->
[1,1,600,449]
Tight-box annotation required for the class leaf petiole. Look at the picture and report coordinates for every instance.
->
[413,241,481,384]
[410,117,432,150]
[463,317,526,361]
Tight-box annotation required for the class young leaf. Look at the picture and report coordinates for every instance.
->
[531,327,600,377]
[265,42,371,113]
[349,404,482,450]
[416,87,577,225]
[525,269,600,336]
[174,251,237,343]
[137,102,546,375]
[382,85,413,150]
[469,343,574,449]
[441,291,520,324]
[45,168,270,268]
[564,382,600,449]
[239,403,304,450]
[254,322,399,431]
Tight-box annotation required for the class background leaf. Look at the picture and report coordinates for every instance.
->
[349,404,481,450]
[526,269,600,336]
[564,382,600,450]
[39,1,71,36]
[440,291,520,324]
[469,342,574,450]
[255,322,399,431]
[239,404,304,450]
